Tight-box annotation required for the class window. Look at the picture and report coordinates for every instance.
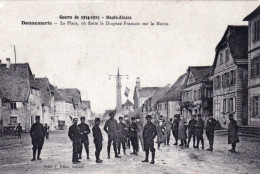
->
[198,89,201,99]
[194,90,197,100]
[253,96,259,116]
[215,76,221,89]
[229,98,234,113]
[253,20,260,41]
[165,103,167,110]
[220,52,223,65]
[10,117,17,125]
[226,72,230,87]
[225,49,230,62]
[222,74,226,88]
[223,99,227,113]
[230,70,236,85]
[10,102,17,109]
[251,57,260,78]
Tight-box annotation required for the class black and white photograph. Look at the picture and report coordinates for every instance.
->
[0,1,260,173]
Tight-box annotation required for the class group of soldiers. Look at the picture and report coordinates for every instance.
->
[28,112,240,164]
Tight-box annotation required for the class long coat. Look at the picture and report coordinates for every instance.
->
[156,123,165,143]
[143,122,157,150]
[178,119,187,140]
[228,119,239,144]
[195,119,204,140]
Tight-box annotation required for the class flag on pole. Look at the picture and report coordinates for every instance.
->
[124,87,130,97]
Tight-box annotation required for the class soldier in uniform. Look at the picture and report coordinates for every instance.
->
[172,115,180,145]
[187,115,197,148]
[68,118,81,164]
[142,115,157,164]
[124,115,131,149]
[30,116,45,161]
[117,116,127,155]
[16,123,22,138]
[194,114,205,149]
[178,115,187,148]
[104,112,121,159]
[78,117,91,159]
[136,115,144,152]
[228,114,239,153]
[129,117,138,155]
[165,118,172,145]
[205,114,217,151]
[92,118,103,163]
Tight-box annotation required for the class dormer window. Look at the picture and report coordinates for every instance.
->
[220,52,223,65]
[225,49,230,62]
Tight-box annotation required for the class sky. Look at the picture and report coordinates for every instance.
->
[0,1,258,113]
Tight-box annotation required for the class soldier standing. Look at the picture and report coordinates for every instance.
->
[178,115,187,148]
[195,114,205,149]
[142,115,157,164]
[165,118,172,145]
[92,118,103,163]
[172,115,180,145]
[78,117,91,160]
[68,118,81,164]
[104,112,121,159]
[187,115,197,148]
[124,115,131,149]
[205,114,217,151]
[43,123,50,139]
[117,116,126,155]
[129,117,138,155]
[16,123,22,138]
[136,115,144,152]
[30,116,45,161]
[228,114,239,153]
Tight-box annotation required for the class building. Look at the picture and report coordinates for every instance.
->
[35,78,56,130]
[181,66,213,120]
[142,86,169,120]
[122,99,134,116]
[0,90,3,130]
[133,77,164,111]
[0,60,43,131]
[244,6,260,127]
[211,25,248,128]
[156,73,187,119]
[81,100,92,121]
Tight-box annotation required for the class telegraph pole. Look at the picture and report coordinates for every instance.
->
[9,45,17,64]
[109,68,129,116]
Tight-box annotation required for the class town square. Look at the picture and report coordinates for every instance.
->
[0,1,260,174]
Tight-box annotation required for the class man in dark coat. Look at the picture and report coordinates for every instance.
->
[129,117,138,155]
[172,115,180,145]
[142,115,157,164]
[117,116,126,155]
[104,112,121,159]
[68,118,81,164]
[92,118,103,163]
[228,114,239,153]
[165,118,172,145]
[30,116,45,161]
[205,114,217,151]
[78,117,91,159]
[178,115,187,148]
[124,115,131,149]
[16,123,22,138]
[187,115,197,148]
[195,114,204,149]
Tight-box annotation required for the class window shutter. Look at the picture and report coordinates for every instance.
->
[233,70,236,84]
[253,22,256,41]
[251,59,254,78]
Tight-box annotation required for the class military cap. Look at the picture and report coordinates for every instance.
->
[80,116,85,120]
[131,117,136,120]
[229,114,233,118]
[192,115,196,118]
[119,116,123,119]
[145,115,152,119]
[73,118,78,121]
[198,114,202,118]
[136,115,140,119]
[109,112,115,116]
[35,116,40,119]
[95,118,101,122]
[124,115,128,118]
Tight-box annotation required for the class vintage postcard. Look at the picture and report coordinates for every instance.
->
[0,1,260,174]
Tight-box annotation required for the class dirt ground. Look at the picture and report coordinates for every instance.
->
[0,130,260,174]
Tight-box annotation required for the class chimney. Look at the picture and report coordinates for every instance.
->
[6,58,10,68]
[136,77,141,89]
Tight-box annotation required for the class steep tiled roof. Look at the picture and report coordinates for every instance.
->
[213,26,248,72]
[122,99,133,107]
[35,78,51,106]
[244,5,260,21]
[138,87,162,98]
[150,87,169,107]
[157,73,187,103]
[82,100,91,109]
[0,63,38,102]
[54,88,65,101]
[58,88,81,105]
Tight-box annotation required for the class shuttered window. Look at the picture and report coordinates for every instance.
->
[253,20,260,41]
[251,57,260,78]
